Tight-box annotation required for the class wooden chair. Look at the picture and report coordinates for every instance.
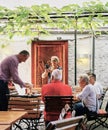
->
[46,116,84,130]
[84,89,108,130]
[44,96,73,122]
[8,96,42,130]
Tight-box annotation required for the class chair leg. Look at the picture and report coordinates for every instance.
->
[87,117,108,130]
[96,117,108,128]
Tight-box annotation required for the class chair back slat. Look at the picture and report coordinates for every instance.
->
[45,96,73,113]
[8,96,41,119]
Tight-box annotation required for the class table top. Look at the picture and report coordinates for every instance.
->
[0,111,27,125]
[0,124,10,130]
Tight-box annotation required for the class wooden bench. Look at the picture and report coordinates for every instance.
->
[55,123,78,130]
[46,116,84,130]
[8,95,42,129]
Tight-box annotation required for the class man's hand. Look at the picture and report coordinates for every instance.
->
[25,83,33,88]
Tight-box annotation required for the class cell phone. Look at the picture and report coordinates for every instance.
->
[45,64,50,69]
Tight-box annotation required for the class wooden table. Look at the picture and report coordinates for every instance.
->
[0,125,10,130]
[0,111,27,125]
[7,93,41,98]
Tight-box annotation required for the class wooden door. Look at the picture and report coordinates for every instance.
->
[31,40,68,88]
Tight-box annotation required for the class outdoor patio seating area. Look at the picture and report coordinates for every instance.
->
[5,88,107,130]
[0,1,108,130]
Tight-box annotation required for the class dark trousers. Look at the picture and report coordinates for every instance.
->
[73,102,89,116]
[0,80,9,111]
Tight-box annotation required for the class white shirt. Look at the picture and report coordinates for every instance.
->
[93,82,103,109]
[93,81,103,95]
[76,84,97,112]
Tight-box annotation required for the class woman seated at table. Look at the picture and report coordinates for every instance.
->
[73,74,97,116]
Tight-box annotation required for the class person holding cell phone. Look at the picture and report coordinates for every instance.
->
[41,56,62,84]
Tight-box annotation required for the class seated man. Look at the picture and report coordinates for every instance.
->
[41,69,72,127]
[88,73,103,109]
[73,74,97,116]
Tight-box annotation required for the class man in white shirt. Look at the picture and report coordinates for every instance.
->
[73,74,97,116]
[88,73,103,96]
[88,73,103,109]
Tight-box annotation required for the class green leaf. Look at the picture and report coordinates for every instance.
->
[0,0,108,39]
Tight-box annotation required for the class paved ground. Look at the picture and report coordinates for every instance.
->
[92,126,107,130]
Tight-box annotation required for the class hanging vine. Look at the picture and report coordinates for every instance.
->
[0,0,108,39]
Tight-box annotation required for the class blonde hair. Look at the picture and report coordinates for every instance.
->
[51,56,59,63]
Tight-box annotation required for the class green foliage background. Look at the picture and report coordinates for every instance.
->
[0,0,108,39]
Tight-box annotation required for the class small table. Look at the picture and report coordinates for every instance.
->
[0,111,27,125]
[0,125,10,130]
